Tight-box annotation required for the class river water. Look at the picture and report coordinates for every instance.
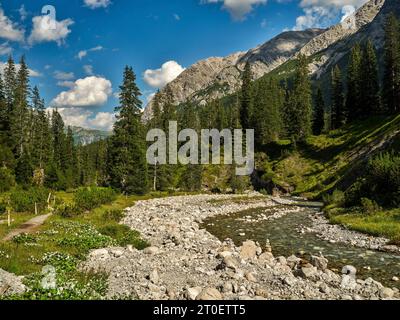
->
[202,203,400,289]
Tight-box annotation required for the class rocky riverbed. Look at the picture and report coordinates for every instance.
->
[301,211,400,254]
[82,194,400,300]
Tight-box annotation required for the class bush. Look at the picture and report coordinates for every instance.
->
[102,209,124,222]
[98,224,148,248]
[0,167,15,192]
[345,152,400,208]
[0,202,6,214]
[360,198,381,215]
[74,187,117,211]
[10,187,49,213]
[55,203,83,218]
[323,190,345,207]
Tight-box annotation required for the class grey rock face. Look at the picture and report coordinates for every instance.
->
[0,269,26,297]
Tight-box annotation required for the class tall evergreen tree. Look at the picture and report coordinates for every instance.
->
[284,55,313,142]
[253,77,284,145]
[11,56,30,157]
[346,43,363,121]
[331,65,346,129]
[108,66,148,194]
[361,40,381,115]
[313,87,325,135]
[383,13,400,114]
[240,62,253,130]
[31,86,51,169]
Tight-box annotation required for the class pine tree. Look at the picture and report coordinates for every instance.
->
[346,43,363,121]
[108,66,149,194]
[284,55,313,141]
[253,77,284,145]
[361,40,381,116]
[313,86,325,135]
[11,56,30,157]
[31,86,51,169]
[51,109,65,169]
[383,13,400,114]
[240,62,253,130]
[4,56,16,115]
[331,65,346,129]
[0,74,7,143]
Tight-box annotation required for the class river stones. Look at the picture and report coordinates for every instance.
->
[296,266,318,279]
[240,241,258,260]
[186,287,202,300]
[380,287,394,299]
[197,288,223,300]
[0,269,26,297]
[311,255,329,271]
[143,246,160,255]
[342,265,357,278]
[286,255,301,269]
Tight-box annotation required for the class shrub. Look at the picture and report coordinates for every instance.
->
[98,224,148,248]
[324,189,345,207]
[74,187,117,211]
[0,202,6,214]
[55,203,83,218]
[102,209,124,222]
[345,152,400,208]
[0,167,15,192]
[360,198,381,215]
[10,187,49,213]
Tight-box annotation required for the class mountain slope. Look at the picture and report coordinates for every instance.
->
[143,28,324,119]
[69,126,111,146]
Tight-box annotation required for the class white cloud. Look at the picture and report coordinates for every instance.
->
[0,61,41,77]
[48,107,116,131]
[28,15,74,45]
[143,61,185,89]
[202,0,267,21]
[54,70,75,80]
[18,5,28,21]
[0,42,12,55]
[293,0,368,30]
[77,45,103,60]
[83,64,94,75]
[173,14,181,21]
[52,76,112,108]
[0,8,25,42]
[84,0,112,9]
[57,81,75,88]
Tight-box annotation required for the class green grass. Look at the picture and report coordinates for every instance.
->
[267,115,400,198]
[329,208,400,244]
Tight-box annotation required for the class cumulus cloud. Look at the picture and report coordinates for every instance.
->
[0,8,25,42]
[48,107,115,131]
[83,64,94,75]
[143,61,185,89]
[52,76,112,108]
[77,45,103,60]
[28,15,74,45]
[84,0,112,9]
[54,70,75,80]
[57,81,75,88]
[202,0,267,21]
[293,0,368,30]
[0,42,12,55]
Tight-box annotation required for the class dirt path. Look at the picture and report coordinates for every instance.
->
[2,213,52,241]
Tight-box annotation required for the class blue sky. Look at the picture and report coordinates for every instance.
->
[0,0,367,130]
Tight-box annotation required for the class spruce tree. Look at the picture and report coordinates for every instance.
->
[253,77,283,145]
[284,55,313,142]
[108,66,149,194]
[240,62,253,129]
[313,87,325,135]
[346,43,363,121]
[11,56,30,157]
[383,13,400,114]
[331,65,346,129]
[32,86,51,169]
[361,40,381,116]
